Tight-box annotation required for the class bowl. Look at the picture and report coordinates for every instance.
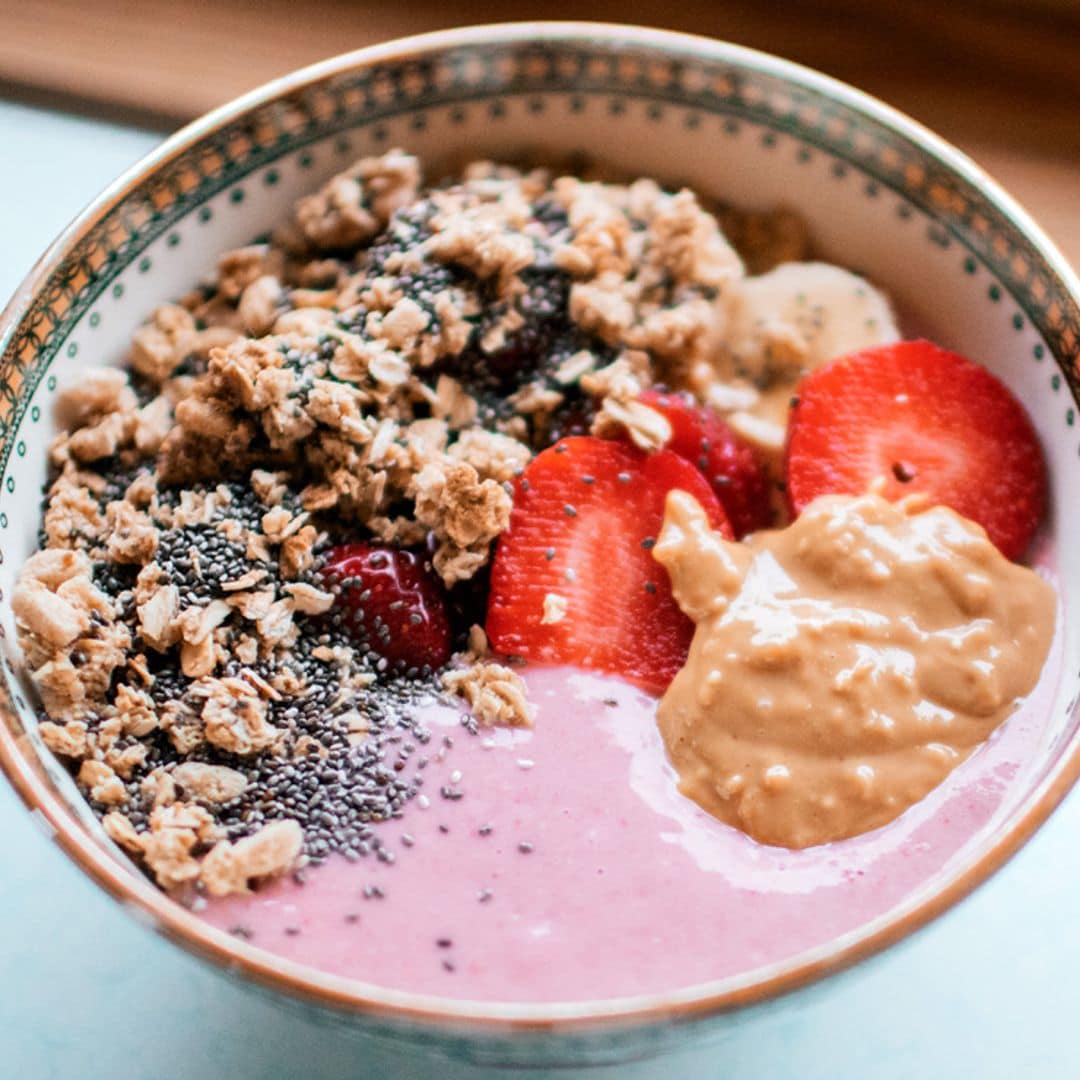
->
[0,21,1077,1069]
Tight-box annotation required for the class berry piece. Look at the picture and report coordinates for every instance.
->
[319,544,451,672]
[785,340,1047,560]
[640,389,773,538]
[486,436,732,692]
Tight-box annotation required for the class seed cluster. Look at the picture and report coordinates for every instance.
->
[355,192,610,441]
[53,458,468,867]
[217,677,438,861]
[156,525,262,603]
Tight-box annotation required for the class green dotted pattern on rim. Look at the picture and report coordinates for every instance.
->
[1,37,1079,490]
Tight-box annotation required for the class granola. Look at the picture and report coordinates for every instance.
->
[15,151,818,897]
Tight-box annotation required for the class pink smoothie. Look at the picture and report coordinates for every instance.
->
[199,612,1065,1003]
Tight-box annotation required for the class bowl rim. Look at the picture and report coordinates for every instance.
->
[1,19,1079,1035]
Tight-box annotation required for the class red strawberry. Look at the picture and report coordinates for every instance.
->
[319,544,451,673]
[785,340,1046,560]
[639,389,773,538]
[486,436,732,692]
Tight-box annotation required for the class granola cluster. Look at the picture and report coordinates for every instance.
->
[14,151,806,896]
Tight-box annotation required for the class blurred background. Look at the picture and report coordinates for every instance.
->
[0,1,1077,252]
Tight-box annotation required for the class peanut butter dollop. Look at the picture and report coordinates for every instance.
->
[654,490,1055,848]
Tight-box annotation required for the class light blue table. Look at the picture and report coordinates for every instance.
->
[0,100,1076,1079]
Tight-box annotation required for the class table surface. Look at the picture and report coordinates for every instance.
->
[1,100,1078,1079]
[4,1,1079,160]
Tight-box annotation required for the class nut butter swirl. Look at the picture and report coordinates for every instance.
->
[654,491,1055,848]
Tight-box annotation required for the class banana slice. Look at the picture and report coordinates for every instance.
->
[728,261,899,381]
[720,262,900,461]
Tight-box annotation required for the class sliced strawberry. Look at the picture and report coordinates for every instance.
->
[486,436,732,692]
[785,340,1046,560]
[319,544,451,673]
[639,389,773,538]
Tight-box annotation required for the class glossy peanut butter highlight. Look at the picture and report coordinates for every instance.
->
[654,491,1056,848]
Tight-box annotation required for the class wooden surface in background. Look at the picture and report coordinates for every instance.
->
[1,0,1078,263]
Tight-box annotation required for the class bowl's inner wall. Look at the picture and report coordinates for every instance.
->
[0,33,1077,1003]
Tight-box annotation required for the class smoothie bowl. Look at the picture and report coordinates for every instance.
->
[1,22,1079,1068]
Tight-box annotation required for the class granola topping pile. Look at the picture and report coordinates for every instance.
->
[14,152,809,897]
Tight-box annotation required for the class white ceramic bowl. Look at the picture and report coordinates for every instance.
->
[1,22,1077,1068]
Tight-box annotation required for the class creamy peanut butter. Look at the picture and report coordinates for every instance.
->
[654,490,1055,848]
